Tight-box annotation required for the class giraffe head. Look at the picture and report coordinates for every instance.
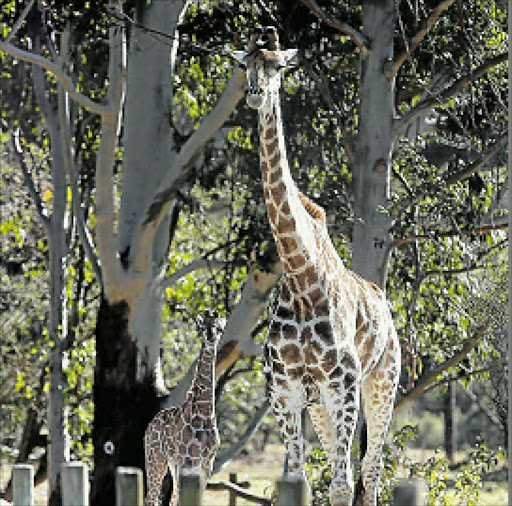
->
[197,310,224,347]
[233,27,297,109]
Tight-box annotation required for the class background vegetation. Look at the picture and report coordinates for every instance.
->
[0,0,508,504]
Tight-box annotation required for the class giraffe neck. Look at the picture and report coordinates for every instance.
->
[188,342,217,415]
[258,87,319,277]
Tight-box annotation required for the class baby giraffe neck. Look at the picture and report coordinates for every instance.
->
[189,343,216,414]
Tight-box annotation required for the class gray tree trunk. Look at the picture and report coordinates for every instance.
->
[351,0,396,288]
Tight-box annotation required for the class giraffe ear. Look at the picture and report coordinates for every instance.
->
[232,51,248,65]
[281,49,298,67]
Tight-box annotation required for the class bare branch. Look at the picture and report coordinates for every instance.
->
[131,68,246,274]
[300,0,369,54]
[212,401,271,474]
[445,135,507,185]
[0,41,110,116]
[394,321,491,411]
[393,52,508,138]
[3,0,36,43]
[57,27,102,285]
[386,0,456,79]
[388,222,507,251]
[94,20,126,297]
[162,258,243,289]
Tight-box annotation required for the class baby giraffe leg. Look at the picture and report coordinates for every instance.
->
[144,443,168,506]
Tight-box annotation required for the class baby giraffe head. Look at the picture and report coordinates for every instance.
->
[233,26,297,109]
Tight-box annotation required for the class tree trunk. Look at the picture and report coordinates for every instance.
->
[351,2,396,503]
[351,0,396,288]
[91,297,161,506]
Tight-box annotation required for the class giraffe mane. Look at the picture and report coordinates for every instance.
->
[298,192,326,223]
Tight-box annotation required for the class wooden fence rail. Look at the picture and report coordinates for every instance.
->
[8,462,426,505]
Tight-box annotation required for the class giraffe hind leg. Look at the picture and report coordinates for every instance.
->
[322,366,361,506]
[144,443,168,506]
[307,403,336,467]
[269,380,307,479]
[361,332,400,506]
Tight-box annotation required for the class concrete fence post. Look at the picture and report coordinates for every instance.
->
[275,475,308,506]
[12,464,34,506]
[392,478,427,506]
[116,466,144,506]
[179,470,204,506]
[61,462,89,506]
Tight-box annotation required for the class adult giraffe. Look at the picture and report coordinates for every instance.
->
[234,27,400,506]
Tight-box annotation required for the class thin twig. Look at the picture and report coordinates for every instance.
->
[388,222,508,251]
[386,0,456,79]
[1,41,110,116]
[3,0,36,43]
[393,52,508,137]
[300,0,369,54]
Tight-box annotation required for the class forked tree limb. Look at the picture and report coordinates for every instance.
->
[130,67,246,276]
[393,52,508,138]
[212,400,271,474]
[0,41,110,115]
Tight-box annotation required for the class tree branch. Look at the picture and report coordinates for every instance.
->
[0,41,110,116]
[394,321,491,412]
[212,400,271,474]
[131,67,246,275]
[57,27,102,285]
[445,135,507,185]
[160,263,281,409]
[94,18,126,297]
[393,52,508,138]
[3,0,36,43]
[161,258,244,289]
[300,0,369,54]
[388,222,507,251]
[399,136,508,211]
[385,0,456,79]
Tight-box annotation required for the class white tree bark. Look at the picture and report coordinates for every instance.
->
[351,0,396,288]
[31,49,71,506]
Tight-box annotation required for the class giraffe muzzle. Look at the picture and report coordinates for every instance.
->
[247,86,265,109]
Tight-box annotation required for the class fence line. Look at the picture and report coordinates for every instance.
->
[8,462,426,505]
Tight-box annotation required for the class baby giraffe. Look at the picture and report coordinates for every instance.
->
[144,313,221,506]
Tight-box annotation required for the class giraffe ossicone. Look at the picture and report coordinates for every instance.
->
[236,27,401,506]
[143,312,222,506]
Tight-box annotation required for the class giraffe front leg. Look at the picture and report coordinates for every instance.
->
[323,367,361,506]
